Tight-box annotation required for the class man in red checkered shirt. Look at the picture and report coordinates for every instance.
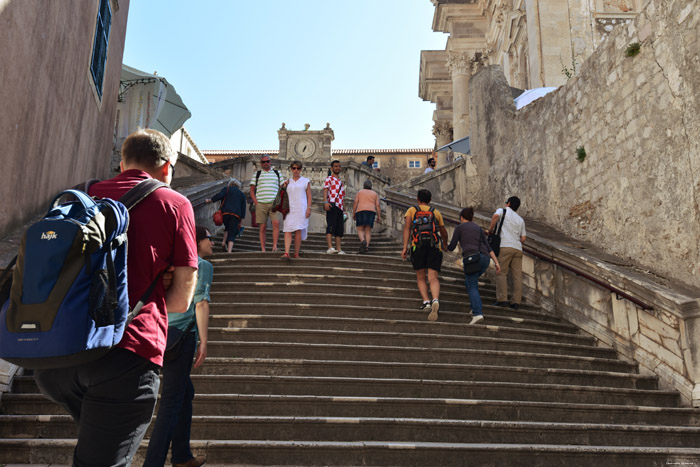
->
[323,160,346,254]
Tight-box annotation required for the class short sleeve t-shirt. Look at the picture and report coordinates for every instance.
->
[168,257,213,336]
[250,169,282,203]
[495,207,527,251]
[88,169,199,367]
[404,204,445,247]
[324,175,345,211]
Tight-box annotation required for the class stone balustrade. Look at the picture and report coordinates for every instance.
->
[381,181,700,407]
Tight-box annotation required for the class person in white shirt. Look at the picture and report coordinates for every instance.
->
[423,157,436,174]
[487,196,527,310]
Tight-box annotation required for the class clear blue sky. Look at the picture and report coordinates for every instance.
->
[122,1,446,150]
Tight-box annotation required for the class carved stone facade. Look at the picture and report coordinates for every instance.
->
[277,123,335,163]
[420,0,642,148]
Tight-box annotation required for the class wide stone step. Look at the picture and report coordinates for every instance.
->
[4,439,700,467]
[208,260,468,282]
[231,238,401,253]
[211,272,497,295]
[210,281,503,305]
[6,393,698,427]
[183,374,678,406]
[208,327,617,359]
[193,357,653,389]
[5,414,700,448]
[210,303,572,334]
[228,231,400,246]
[210,314,594,345]
[202,340,636,373]
[209,292,555,324]
[210,252,463,275]
[210,303,583,335]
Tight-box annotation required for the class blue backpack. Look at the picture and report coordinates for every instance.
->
[0,179,165,369]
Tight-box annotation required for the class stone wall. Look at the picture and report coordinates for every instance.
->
[469,0,700,289]
[0,0,130,238]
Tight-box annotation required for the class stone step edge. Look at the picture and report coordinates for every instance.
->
[7,393,695,417]
[207,340,632,368]
[211,254,465,273]
[3,438,700,455]
[211,276,496,292]
[193,356,649,381]
[184,374,675,398]
[211,327,615,355]
[208,300,560,325]
[211,314,586,340]
[5,414,700,434]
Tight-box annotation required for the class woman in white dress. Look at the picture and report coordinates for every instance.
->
[281,160,312,259]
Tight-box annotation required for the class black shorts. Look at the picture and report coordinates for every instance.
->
[325,205,344,237]
[410,246,442,271]
[223,214,240,235]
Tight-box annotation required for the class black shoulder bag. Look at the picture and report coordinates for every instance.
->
[487,208,506,257]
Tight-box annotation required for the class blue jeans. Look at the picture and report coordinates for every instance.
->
[34,348,160,467]
[464,253,491,316]
[143,331,197,467]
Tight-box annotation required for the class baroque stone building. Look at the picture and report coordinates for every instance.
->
[420,0,642,147]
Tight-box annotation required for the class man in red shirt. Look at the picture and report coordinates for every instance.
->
[34,129,198,467]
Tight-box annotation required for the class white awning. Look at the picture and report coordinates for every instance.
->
[437,135,470,154]
[514,87,558,110]
[115,65,191,138]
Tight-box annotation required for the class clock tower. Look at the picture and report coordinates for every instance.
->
[278,122,334,162]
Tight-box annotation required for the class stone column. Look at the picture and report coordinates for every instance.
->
[446,51,474,141]
[433,121,454,163]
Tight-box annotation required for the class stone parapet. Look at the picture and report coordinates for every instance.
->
[383,182,700,406]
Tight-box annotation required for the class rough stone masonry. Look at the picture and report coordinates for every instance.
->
[468,0,700,290]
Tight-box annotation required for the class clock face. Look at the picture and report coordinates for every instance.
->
[294,138,316,158]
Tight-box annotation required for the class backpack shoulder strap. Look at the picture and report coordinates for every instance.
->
[119,179,167,210]
[412,205,420,220]
[119,179,168,323]
[255,170,262,186]
[274,169,280,182]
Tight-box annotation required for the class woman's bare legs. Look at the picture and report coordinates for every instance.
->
[293,230,302,257]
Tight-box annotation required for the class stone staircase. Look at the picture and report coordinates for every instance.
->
[2,230,700,466]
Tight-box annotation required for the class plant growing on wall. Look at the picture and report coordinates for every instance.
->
[625,42,641,57]
[576,146,587,163]
[561,57,578,79]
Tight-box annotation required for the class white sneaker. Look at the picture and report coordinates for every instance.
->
[469,315,484,325]
[337,250,346,255]
[326,247,337,254]
[428,299,439,321]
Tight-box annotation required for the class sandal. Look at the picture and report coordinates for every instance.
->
[293,253,301,258]
[280,253,291,260]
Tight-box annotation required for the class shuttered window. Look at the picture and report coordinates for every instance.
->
[90,0,112,99]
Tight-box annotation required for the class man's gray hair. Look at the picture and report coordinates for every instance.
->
[228,178,242,188]
[121,128,177,168]
[363,179,373,190]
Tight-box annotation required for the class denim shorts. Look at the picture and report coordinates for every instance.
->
[355,211,376,227]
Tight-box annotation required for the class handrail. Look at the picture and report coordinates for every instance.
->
[381,196,653,311]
